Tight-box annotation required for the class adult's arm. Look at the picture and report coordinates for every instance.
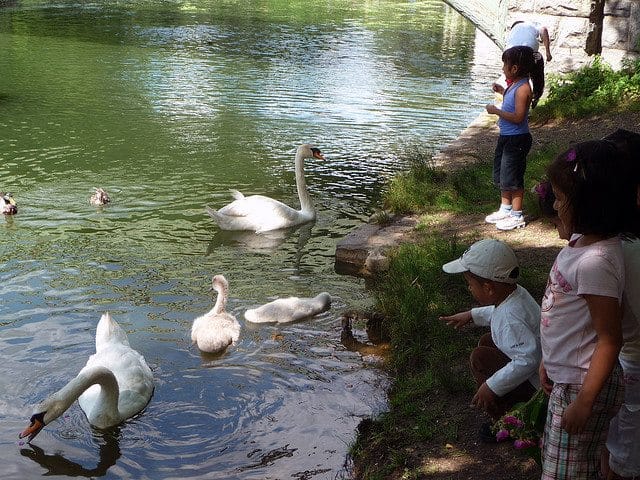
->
[540,26,552,61]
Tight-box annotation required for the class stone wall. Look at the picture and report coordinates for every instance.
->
[446,0,640,73]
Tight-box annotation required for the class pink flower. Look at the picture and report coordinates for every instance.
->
[503,415,524,428]
[533,182,549,198]
[496,429,510,442]
[566,149,577,162]
[514,439,536,449]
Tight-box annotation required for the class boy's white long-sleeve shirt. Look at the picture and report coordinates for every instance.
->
[471,285,542,397]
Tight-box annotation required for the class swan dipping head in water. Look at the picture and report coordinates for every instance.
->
[1,192,17,215]
[19,312,154,443]
[90,188,111,206]
[244,292,331,324]
[205,144,324,233]
[191,275,241,354]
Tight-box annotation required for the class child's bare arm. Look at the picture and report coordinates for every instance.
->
[439,310,472,329]
[561,294,622,434]
[539,360,553,395]
[487,84,531,123]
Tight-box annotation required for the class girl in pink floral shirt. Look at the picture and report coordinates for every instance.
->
[539,140,640,480]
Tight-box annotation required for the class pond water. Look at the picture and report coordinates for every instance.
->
[0,1,501,478]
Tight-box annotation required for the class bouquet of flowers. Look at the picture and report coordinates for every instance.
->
[492,389,549,465]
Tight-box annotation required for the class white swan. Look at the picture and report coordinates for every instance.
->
[1,192,17,215]
[244,292,331,324]
[89,188,111,206]
[191,275,241,353]
[205,144,325,232]
[19,312,154,442]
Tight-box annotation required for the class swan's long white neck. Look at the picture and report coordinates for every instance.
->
[211,283,228,315]
[46,366,120,425]
[294,150,313,215]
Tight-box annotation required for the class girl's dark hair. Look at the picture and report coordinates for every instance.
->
[547,139,640,238]
[602,129,640,183]
[502,46,535,77]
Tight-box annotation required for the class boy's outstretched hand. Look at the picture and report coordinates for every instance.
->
[439,310,472,329]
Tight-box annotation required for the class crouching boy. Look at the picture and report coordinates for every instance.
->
[440,239,541,439]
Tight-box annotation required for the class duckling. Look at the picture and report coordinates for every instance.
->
[244,292,331,324]
[1,192,17,215]
[191,275,241,354]
[90,188,110,206]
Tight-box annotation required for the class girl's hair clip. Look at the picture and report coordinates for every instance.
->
[565,149,579,172]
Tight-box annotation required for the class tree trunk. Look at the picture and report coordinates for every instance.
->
[585,0,605,55]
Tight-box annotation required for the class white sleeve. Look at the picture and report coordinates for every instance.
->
[471,306,494,327]
[485,320,540,397]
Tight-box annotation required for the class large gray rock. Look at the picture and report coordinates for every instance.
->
[334,216,418,278]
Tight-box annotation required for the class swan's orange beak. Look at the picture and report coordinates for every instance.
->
[311,149,325,160]
[19,415,45,443]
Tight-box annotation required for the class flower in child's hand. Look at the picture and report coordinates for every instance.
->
[496,429,510,442]
[492,389,549,466]
[566,149,577,162]
[514,439,537,449]
[503,415,525,428]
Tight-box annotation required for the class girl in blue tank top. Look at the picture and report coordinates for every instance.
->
[484,46,535,231]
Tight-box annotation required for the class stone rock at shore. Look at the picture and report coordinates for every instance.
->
[334,215,418,278]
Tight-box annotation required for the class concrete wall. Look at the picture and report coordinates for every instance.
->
[445,0,640,73]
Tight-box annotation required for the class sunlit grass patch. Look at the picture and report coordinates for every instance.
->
[384,148,495,215]
[534,56,640,120]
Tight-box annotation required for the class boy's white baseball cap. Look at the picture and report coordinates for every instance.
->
[442,239,519,284]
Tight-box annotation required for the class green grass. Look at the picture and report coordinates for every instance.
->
[385,159,494,215]
[351,136,560,479]
[534,56,640,120]
[384,143,560,217]
[349,238,477,477]
[383,145,452,214]
[351,236,553,478]
[377,240,473,377]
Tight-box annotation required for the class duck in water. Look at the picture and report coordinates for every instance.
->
[90,188,111,206]
[1,192,17,215]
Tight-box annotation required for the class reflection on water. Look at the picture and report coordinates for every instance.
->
[20,429,121,477]
[207,222,314,255]
[0,0,501,479]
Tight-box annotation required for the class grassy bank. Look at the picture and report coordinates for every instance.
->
[350,156,554,480]
[349,57,640,479]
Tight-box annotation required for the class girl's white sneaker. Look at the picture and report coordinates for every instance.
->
[496,215,526,230]
[485,209,512,224]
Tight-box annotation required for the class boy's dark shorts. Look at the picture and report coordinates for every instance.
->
[493,133,532,191]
